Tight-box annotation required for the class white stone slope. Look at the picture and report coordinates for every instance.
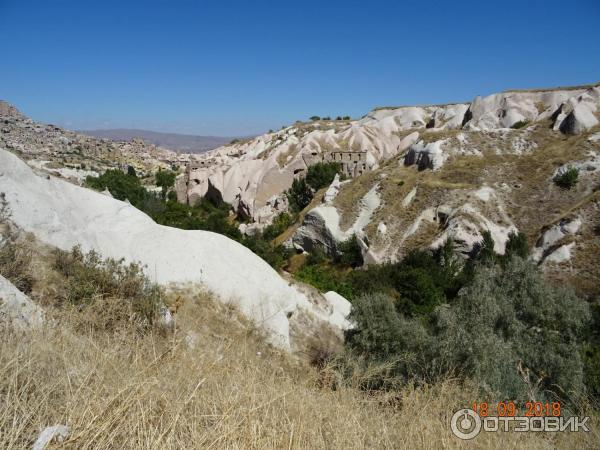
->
[0,274,44,329]
[291,184,382,263]
[181,84,599,226]
[0,149,350,349]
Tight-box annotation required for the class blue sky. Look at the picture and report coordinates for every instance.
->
[0,0,599,136]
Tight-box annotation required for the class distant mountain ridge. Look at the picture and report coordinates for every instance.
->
[78,128,235,153]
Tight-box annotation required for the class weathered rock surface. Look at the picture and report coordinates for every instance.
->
[0,274,44,329]
[0,149,350,350]
[178,84,600,224]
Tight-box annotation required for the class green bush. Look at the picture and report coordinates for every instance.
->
[504,231,529,260]
[127,165,137,177]
[155,169,177,199]
[345,257,591,403]
[286,178,313,213]
[262,213,294,241]
[86,169,147,206]
[0,232,35,294]
[337,235,364,268]
[295,263,355,299]
[309,116,320,121]
[554,167,579,190]
[306,162,342,190]
[52,246,163,328]
[511,120,529,129]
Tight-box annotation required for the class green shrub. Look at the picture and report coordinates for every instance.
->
[306,162,342,190]
[86,170,147,206]
[345,257,591,403]
[155,169,177,199]
[309,116,320,121]
[262,213,294,241]
[52,246,163,328]
[127,165,137,177]
[503,231,529,260]
[337,235,364,268]
[554,167,579,189]
[286,178,313,213]
[511,120,529,129]
[295,263,355,299]
[0,232,35,294]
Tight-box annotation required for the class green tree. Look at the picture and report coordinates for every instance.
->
[155,169,177,199]
[127,165,137,177]
[86,170,147,206]
[337,234,364,268]
[305,162,342,190]
[286,178,313,213]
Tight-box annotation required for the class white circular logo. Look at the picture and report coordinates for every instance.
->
[451,408,482,440]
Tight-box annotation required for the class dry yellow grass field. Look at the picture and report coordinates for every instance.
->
[1,289,598,449]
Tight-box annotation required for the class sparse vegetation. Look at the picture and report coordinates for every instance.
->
[0,231,35,294]
[511,120,530,129]
[52,246,164,331]
[554,167,579,189]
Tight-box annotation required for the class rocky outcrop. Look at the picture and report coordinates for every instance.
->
[0,148,350,350]
[179,84,599,224]
[532,218,581,263]
[404,140,448,170]
[0,274,44,329]
[292,185,381,261]
[559,103,599,135]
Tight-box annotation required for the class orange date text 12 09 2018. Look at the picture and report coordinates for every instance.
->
[471,401,562,418]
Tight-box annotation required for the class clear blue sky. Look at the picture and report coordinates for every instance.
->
[1,0,599,136]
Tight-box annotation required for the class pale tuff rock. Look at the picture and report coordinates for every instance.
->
[404,140,449,170]
[377,222,387,235]
[323,291,352,330]
[0,149,350,350]
[544,243,575,264]
[176,85,599,225]
[32,425,70,450]
[402,187,417,207]
[559,103,599,135]
[292,185,381,259]
[323,173,342,203]
[553,152,600,178]
[473,186,495,202]
[532,217,582,263]
[429,202,517,256]
[0,275,44,329]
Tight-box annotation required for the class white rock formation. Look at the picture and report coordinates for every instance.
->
[32,425,70,450]
[178,84,600,225]
[0,149,350,349]
[292,185,381,259]
[0,274,44,329]
[404,140,449,170]
[532,218,581,263]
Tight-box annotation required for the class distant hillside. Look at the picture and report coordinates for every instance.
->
[78,128,234,153]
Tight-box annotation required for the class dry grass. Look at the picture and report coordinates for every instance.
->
[1,292,598,449]
[1,229,600,448]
